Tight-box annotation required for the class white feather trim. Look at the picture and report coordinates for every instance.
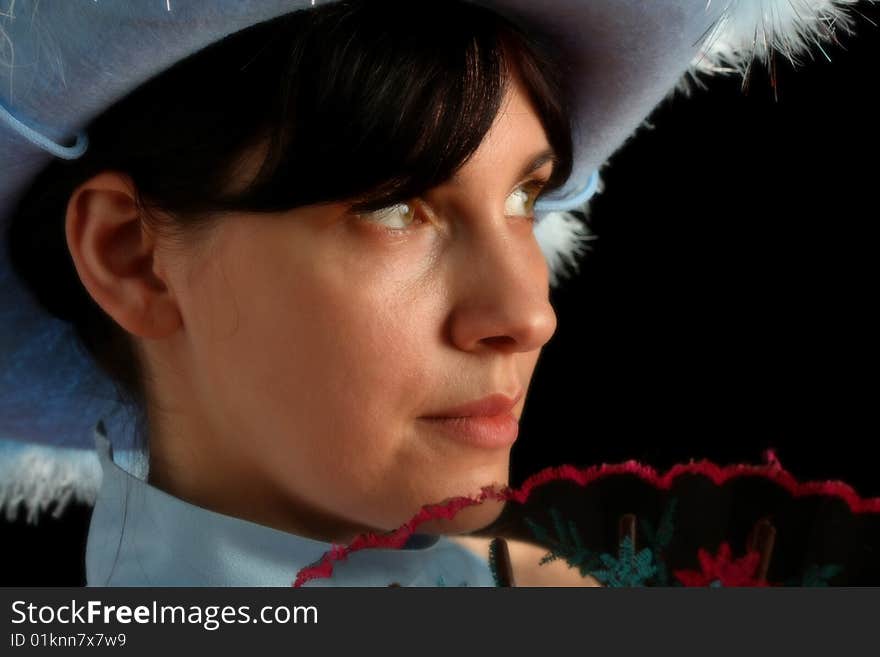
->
[0,437,147,524]
[692,0,874,77]
[0,441,101,524]
[535,176,602,288]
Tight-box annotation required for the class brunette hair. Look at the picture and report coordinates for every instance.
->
[6,0,574,447]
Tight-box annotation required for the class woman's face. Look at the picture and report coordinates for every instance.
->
[145,73,559,542]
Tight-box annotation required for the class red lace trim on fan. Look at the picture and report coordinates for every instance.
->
[292,450,880,586]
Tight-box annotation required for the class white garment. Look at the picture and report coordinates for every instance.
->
[84,422,496,587]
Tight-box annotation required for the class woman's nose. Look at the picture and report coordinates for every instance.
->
[446,220,558,355]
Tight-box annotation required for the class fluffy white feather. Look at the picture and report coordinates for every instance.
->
[535,200,601,289]
[693,0,873,75]
[0,438,147,524]
[0,441,101,523]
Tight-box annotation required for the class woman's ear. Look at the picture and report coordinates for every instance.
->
[64,171,182,339]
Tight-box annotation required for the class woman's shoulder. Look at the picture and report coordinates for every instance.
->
[447,535,602,587]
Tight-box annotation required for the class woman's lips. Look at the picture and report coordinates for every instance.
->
[419,389,523,448]
[423,390,523,419]
[418,412,520,449]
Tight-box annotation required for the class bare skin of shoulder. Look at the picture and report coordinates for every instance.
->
[448,535,603,587]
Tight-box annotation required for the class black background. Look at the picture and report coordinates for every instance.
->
[4,6,878,585]
[523,8,879,495]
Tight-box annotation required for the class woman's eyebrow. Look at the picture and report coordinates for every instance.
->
[517,147,557,179]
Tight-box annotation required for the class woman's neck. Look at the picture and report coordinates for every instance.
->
[146,428,382,545]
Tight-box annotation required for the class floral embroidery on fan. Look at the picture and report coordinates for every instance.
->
[785,563,844,587]
[673,542,768,587]
[523,497,680,586]
[638,497,678,586]
[590,536,657,587]
[522,497,846,587]
[523,507,603,577]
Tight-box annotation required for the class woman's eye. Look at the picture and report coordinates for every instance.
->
[358,202,421,231]
[504,184,541,219]
[358,183,545,233]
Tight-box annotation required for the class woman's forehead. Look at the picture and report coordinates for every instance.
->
[449,83,553,181]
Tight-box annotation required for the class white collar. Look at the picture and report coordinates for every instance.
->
[85,422,495,587]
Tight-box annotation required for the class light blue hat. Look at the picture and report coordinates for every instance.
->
[0,0,872,522]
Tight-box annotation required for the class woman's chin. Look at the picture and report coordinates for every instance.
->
[412,497,507,536]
